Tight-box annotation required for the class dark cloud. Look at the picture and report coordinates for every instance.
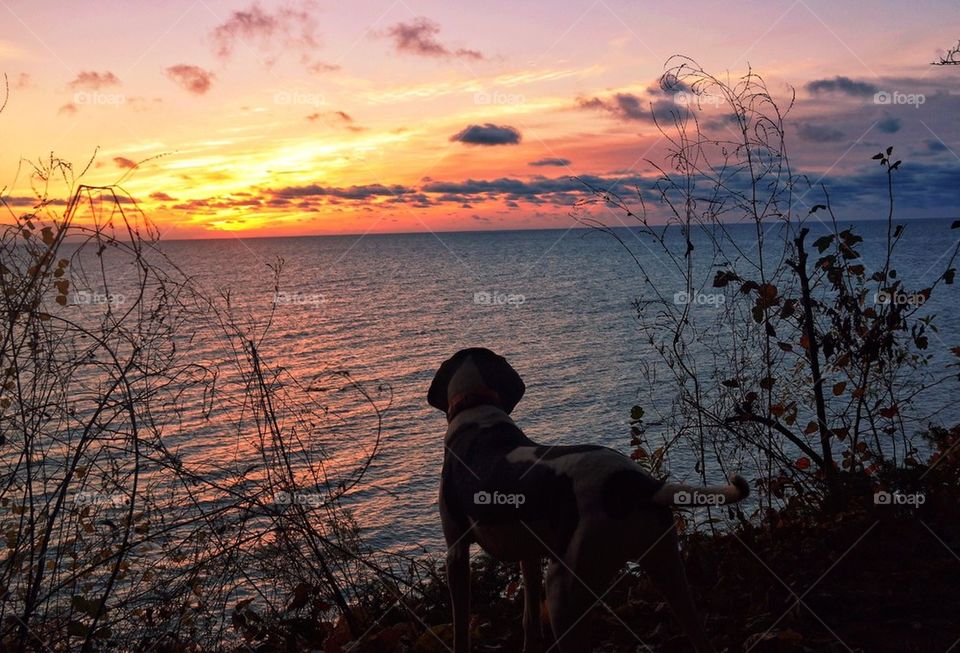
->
[876,115,901,133]
[576,92,679,122]
[149,192,177,202]
[421,174,647,201]
[165,65,215,94]
[2,196,67,207]
[924,139,949,153]
[271,183,414,200]
[113,157,137,169]
[212,1,320,59]
[817,160,960,214]
[805,76,878,97]
[450,123,521,146]
[384,17,484,60]
[68,71,121,90]
[528,157,571,167]
[796,122,845,142]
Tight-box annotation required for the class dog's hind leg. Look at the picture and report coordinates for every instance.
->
[521,558,544,653]
[639,526,715,653]
[446,540,471,653]
[545,560,591,653]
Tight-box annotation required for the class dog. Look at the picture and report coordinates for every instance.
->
[429,347,749,653]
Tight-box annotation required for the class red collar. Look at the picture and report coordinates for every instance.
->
[447,388,503,422]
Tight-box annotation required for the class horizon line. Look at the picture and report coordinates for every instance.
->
[154,215,960,243]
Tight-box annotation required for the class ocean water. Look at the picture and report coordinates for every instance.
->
[118,218,960,555]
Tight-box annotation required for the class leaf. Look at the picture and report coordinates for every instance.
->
[832,382,847,396]
[721,378,740,388]
[777,341,793,352]
[759,376,775,390]
[757,284,779,302]
[630,405,644,420]
[871,152,885,160]
[713,270,740,287]
[795,457,811,470]
[804,421,819,435]
[780,299,796,319]
[71,595,102,618]
[951,220,960,229]
[813,235,834,253]
[879,405,899,419]
[67,622,88,638]
[890,160,901,171]
[287,582,312,612]
[894,224,904,238]
[886,146,893,156]
[944,268,955,285]
[808,204,827,215]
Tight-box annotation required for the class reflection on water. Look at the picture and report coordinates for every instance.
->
[70,221,960,554]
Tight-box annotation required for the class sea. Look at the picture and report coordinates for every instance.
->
[74,218,960,555]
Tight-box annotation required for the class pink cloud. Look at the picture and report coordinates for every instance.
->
[68,71,121,90]
[165,65,215,95]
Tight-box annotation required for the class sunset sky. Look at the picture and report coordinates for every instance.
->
[1,0,958,238]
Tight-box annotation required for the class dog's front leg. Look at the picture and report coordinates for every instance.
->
[521,559,543,653]
[447,541,471,652]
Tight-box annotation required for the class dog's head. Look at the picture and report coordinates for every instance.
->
[427,348,525,415]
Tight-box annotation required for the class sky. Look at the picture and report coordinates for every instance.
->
[0,0,958,238]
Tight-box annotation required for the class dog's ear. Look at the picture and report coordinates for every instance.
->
[482,352,525,414]
[427,353,460,412]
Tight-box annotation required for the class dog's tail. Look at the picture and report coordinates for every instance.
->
[651,475,750,507]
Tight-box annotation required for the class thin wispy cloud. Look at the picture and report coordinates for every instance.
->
[68,71,121,90]
[211,0,324,73]
[529,158,571,167]
[384,17,484,60]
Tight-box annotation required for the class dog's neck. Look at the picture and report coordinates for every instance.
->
[446,387,503,422]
